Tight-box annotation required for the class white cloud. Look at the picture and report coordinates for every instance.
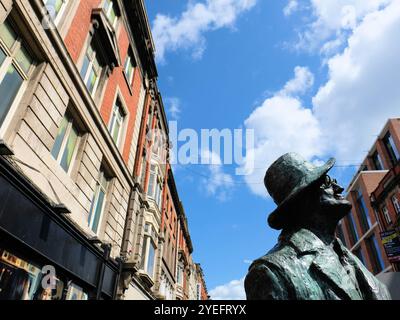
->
[292,0,392,53]
[279,66,314,96]
[209,278,246,300]
[241,67,323,197]
[243,1,400,197]
[201,150,234,201]
[152,0,257,62]
[165,97,181,120]
[313,0,400,163]
[283,0,299,17]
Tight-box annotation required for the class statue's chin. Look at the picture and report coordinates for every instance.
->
[321,201,352,220]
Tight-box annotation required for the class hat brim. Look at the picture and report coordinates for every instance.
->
[267,158,335,230]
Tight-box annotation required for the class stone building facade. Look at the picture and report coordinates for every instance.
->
[0,0,207,300]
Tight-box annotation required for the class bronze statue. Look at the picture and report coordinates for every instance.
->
[245,153,391,300]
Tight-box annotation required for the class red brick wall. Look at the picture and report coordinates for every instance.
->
[64,1,144,166]
[64,0,102,63]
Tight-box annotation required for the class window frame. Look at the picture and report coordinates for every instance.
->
[371,151,384,170]
[102,0,119,29]
[80,41,103,98]
[88,168,110,235]
[108,98,125,147]
[140,223,157,279]
[123,51,135,88]
[51,113,81,175]
[0,19,36,137]
[383,132,400,166]
[43,0,69,26]
[177,261,184,286]
[147,163,163,209]
[381,205,392,225]
[391,195,400,215]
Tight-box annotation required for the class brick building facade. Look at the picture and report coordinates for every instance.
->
[339,119,400,276]
[0,0,207,300]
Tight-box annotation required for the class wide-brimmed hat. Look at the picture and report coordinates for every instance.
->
[265,153,335,230]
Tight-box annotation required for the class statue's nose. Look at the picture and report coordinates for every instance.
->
[333,182,344,194]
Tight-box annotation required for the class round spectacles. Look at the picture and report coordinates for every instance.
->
[322,175,338,188]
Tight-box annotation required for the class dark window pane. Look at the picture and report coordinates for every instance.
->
[348,211,359,245]
[0,64,23,125]
[366,235,384,274]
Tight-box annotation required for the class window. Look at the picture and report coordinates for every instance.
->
[382,205,392,225]
[44,0,68,24]
[140,223,157,278]
[372,151,384,170]
[177,262,184,286]
[80,42,102,97]
[392,195,400,215]
[88,168,110,234]
[147,164,163,209]
[108,99,124,145]
[124,52,135,86]
[383,132,400,166]
[0,20,35,130]
[347,211,359,246]
[103,0,118,27]
[51,113,80,173]
[356,189,372,233]
[366,235,384,274]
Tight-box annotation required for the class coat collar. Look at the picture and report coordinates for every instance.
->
[284,228,363,300]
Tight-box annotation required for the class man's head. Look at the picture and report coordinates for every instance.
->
[285,174,352,231]
[265,153,352,230]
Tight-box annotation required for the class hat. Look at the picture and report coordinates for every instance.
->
[265,153,335,230]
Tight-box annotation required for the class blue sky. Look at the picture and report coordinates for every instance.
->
[144,0,400,299]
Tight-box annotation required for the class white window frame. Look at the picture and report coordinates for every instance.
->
[108,99,125,147]
[391,195,400,215]
[103,0,118,28]
[81,42,102,98]
[147,163,163,209]
[177,262,184,286]
[141,223,157,279]
[44,0,69,26]
[51,114,81,175]
[0,20,35,137]
[382,205,392,225]
[88,169,109,234]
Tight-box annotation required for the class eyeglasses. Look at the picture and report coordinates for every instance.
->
[321,175,338,188]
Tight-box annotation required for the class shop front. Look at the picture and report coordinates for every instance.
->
[0,156,121,300]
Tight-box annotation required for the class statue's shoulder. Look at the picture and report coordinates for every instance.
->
[249,240,296,272]
[245,242,295,300]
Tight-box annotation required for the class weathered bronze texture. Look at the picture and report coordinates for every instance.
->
[245,153,391,300]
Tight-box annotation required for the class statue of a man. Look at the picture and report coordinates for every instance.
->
[245,153,391,300]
